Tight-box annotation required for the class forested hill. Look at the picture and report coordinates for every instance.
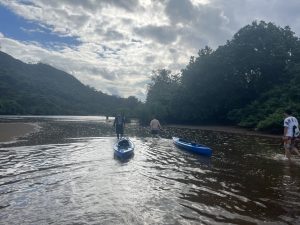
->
[0,51,141,116]
[144,21,300,133]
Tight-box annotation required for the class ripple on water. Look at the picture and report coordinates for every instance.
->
[0,131,300,224]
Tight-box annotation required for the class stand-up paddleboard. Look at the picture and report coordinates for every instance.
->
[172,137,212,157]
[113,137,134,158]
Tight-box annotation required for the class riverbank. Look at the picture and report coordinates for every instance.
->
[0,123,39,142]
[0,120,282,144]
[166,124,281,139]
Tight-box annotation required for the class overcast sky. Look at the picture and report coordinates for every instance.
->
[1,0,300,101]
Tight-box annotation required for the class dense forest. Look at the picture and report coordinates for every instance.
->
[142,21,300,134]
[0,51,141,117]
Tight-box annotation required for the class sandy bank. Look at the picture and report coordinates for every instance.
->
[166,124,281,139]
[0,123,39,142]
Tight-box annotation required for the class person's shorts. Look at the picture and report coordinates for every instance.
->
[151,130,159,135]
[284,137,296,150]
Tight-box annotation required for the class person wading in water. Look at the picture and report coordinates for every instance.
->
[283,109,300,161]
[150,117,162,136]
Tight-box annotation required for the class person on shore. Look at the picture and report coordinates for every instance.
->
[150,117,162,135]
[283,109,300,161]
[113,113,125,139]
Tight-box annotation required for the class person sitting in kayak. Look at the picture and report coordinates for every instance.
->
[150,117,162,135]
[118,138,130,148]
[113,113,125,139]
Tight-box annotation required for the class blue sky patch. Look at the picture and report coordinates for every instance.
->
[0,4,81,50]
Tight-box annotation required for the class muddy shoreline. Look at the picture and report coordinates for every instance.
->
[0,122,40,142]
[166,124,281,139]
[0,120,282,144]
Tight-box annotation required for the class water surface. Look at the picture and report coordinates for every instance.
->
[0,116,299,224]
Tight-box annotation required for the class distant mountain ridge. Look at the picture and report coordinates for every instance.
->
[0,51,140,115]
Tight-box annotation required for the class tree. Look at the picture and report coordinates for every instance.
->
[144,69,180,123]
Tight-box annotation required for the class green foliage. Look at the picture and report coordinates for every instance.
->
[0,99,23,114]
[144,21,300,133]
[144,69,181,123]
[0,51,142,117]
[256,110,283,133]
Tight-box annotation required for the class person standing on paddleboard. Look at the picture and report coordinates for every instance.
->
[113,113,125,139]
[283,109,300,161]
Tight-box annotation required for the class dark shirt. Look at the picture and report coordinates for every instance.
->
[114,116,125,127]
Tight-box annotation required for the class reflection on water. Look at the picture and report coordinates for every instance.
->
[0,116,300,224]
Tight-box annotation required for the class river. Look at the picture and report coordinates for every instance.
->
[0,116,299,225]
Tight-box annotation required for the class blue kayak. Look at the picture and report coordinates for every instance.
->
[172,137,212,157]
[113,137,134,158]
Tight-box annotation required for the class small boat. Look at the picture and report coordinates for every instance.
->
[172,137,212,157]
[113,137,135,158]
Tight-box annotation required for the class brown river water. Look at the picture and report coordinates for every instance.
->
[0,116,299,225]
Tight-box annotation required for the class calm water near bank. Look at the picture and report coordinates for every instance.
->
[0,116,299,224]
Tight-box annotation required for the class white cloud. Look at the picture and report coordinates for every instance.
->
[208,0,300,36]
[134,25,178,44]
[1,0,300,101]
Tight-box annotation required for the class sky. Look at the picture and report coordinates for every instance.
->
[1,0,300,101]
